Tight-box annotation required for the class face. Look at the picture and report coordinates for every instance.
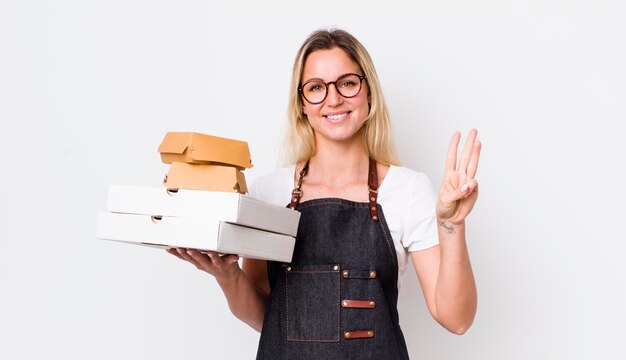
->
[301,47,370,146]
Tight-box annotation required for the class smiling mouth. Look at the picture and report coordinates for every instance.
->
[324,111,351,122]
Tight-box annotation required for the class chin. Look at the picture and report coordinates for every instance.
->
[317,128,364,143]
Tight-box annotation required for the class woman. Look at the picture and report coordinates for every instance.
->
[168,29,480,359]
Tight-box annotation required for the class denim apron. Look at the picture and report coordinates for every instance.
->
[256,159,410,359]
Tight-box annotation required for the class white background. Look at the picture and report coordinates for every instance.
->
[1,1,625,359]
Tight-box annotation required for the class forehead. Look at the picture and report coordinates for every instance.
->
[302,47,362,82]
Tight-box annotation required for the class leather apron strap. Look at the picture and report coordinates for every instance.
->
[289,160,309,209]
[368,157,379,221]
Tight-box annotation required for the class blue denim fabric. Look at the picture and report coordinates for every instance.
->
[256,198,410,360]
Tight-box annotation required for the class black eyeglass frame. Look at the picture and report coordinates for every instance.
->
[298,73,367,105]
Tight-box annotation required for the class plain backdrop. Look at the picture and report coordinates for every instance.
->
[1,1,625,359]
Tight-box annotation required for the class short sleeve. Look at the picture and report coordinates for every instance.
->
[246,166,294,207]
[403,173,439,252]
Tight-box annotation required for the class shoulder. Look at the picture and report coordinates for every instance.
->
[247,165,295,206]
[379,165,438,252]
[378,165,437,221]
[381,165,435,194]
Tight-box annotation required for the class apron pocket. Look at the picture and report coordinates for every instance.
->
[285,264,340,342]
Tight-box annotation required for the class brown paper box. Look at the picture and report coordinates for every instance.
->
[163,162,248,193]
[158,132,253,170]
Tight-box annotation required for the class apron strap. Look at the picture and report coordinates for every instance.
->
[289,158,379,222]
[368,158,379,221]
[289,160,309,209]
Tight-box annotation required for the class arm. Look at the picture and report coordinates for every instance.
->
[411,224,476,335]
[166,249,269,332]
[412,129,481,335]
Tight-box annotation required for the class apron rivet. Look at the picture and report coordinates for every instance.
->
[344,332,351,338]
[368,331,373,337]
[286,266,291,272]
[371,197,375,201]
[369,271,377,278]
[342,270,349,277]
[333,265,339,271]
[342,300,348,306]
[371,206,376,211]
[370,301,376,307]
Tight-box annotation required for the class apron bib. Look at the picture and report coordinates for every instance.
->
[256,159,410,360]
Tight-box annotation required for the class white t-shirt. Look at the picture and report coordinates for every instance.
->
[248,165,439,289]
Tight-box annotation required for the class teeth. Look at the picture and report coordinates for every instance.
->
[327,113,347,120]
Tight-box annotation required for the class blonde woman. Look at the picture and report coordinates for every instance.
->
[169,29,481,359]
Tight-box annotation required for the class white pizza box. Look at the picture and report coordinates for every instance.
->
[96,212,296,262]
[106,184,299,237]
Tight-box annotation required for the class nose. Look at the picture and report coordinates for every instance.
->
[325,83,343,106]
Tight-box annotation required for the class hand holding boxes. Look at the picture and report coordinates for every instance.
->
[96,132,299,262]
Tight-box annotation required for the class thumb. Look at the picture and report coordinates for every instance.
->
[441,184,469,205]
[466,178,479,194]
[221,254,240,264]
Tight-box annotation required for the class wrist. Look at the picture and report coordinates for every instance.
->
[437,218,465,234]
[216,267,243,289]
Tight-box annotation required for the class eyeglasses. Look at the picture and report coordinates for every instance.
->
[299,73,366,105]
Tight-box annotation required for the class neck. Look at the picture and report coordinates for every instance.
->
[307,133,369,185]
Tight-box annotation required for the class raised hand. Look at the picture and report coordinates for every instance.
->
[436,129,481,226]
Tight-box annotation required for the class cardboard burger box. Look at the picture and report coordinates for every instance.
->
[163,162,248,193]
[158,132,253,170]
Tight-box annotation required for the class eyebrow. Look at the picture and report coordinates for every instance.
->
[301,73,356,84]
[302,77,324,84]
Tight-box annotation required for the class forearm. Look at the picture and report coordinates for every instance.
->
[216,269,268,332]
[433,220,477,334]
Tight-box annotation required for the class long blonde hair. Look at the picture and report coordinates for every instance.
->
[283,29,400,166]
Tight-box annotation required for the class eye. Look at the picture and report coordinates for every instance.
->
[338,80,357,88]
[305,82,325,93]
[337,74,361,89]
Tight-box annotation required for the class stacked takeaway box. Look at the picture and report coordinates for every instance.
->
[159,132,251,193]
[96,132,300,262]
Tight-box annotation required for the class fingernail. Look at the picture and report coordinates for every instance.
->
[207,253,214,258]
[186,250,193,256]
[460,184,468,193]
